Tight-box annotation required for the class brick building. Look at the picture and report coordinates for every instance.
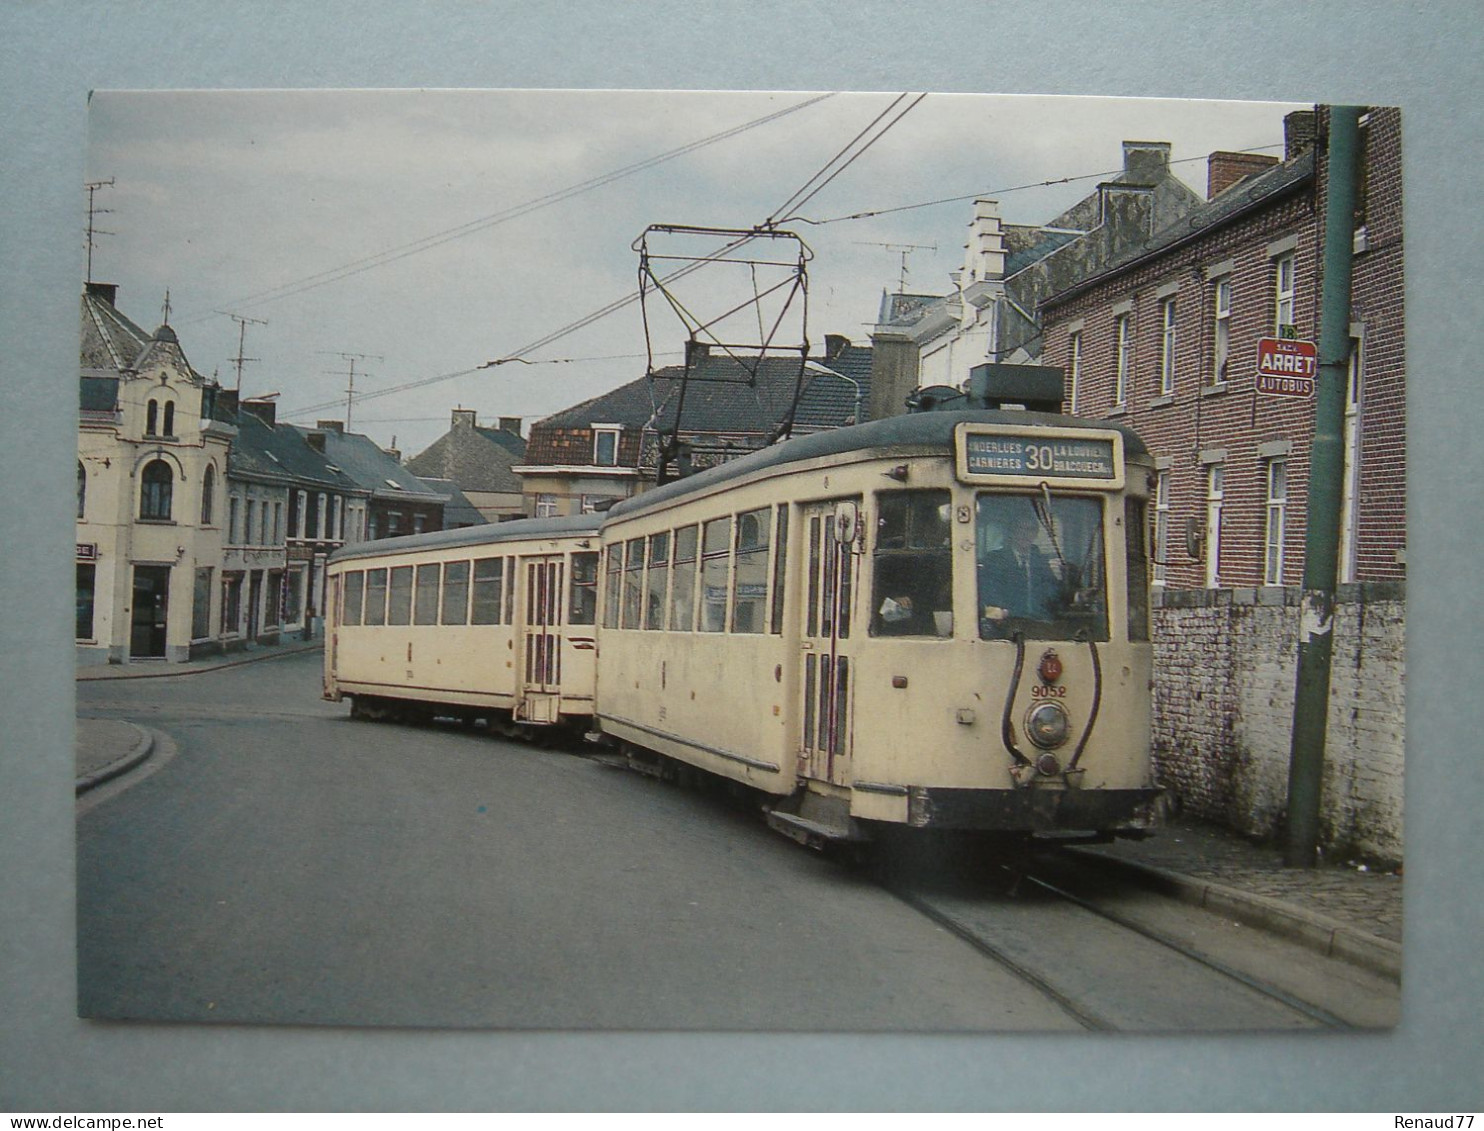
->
[1039,107,1406,858]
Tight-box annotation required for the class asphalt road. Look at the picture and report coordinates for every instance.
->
[77,651,1082,1031]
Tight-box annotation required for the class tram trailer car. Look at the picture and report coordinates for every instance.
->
[323,514,602,733]
[595,409,1160,846]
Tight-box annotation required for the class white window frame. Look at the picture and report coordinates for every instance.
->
[1152,469,1171,587]
[1264,460,1288,585]
[593,425,621,468]
[1205,462,1224,588]
[1159,296,1177,396]
[534,494,559,518]
[229,494,242,545]
[1212,276,1232,385]
[1275,252,1296,333]
[295,490,308,539]
[1068,331,1083,415]
[333,496,344,542]
[1114,313,1130,408]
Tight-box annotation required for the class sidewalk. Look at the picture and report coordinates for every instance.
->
[76,636,324,682]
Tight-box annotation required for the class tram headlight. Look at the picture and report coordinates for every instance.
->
[1026,701,1070,750]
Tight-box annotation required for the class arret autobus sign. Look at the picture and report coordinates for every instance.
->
[1255,336,1318,398]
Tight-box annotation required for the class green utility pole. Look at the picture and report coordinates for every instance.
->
[1283,106,1363,868]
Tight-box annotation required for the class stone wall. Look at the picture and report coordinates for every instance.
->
[1152,582,1405,864]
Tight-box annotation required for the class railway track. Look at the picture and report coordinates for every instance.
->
[874,846,1363,1032]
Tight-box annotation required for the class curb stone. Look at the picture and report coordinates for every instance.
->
[75,722,155,795]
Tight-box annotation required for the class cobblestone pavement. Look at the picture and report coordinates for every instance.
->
[1085,816,1404,945]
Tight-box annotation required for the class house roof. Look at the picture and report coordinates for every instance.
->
[228,411,345,490]
[1042,148,1315,311]
[294,425,447,502]
[415,477,487,527]
[405,421,526,494]
[792,343,875,430]
[80,289,152,373]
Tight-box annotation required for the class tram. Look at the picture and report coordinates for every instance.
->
[324,394,1161,845]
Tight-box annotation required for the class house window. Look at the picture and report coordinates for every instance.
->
[76,563,96,639]
[228,495,241,544]
[295,490,308,539]
[1264,460,1288,585]
[535,494,558,518]
[192,567,213,640]
[1152,469,1171,587]
[1113,314,1131,408]
[1159,297,1177,396]
[1275,252,1296,333]
[316,494,328,540]
[221,573,243,634]
[162,401,175,436]
[201,465,215,525]
[413,514,426,535]
[593,426,620,467]
[1205,463,1224,588]
[146,400,159,436]
[333,496,344,541]
[272,501,282,544]
[77,462,86,520]
[1068,332,1083,414]
[245,499,257,546]
[1212,277,1232,385]
[140,460,173,520]
[1339,336,1364,583]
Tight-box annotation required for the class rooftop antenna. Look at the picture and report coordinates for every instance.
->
[319,351,383,431]
[160,289,172,326]
[84,178,115,283]
[218,311,268,392]
[855,241,937,291]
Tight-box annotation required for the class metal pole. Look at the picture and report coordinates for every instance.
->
[1283,106,1363,868]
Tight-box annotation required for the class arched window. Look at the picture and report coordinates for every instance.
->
[140,460,173,520]
[146,399,159,436]
[201,464,216,525]
[77,462,86,519]
[163,401,175,436]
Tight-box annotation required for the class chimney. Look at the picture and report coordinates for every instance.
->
[1121,141,1172,184]
[84,281,119,307]
[240,398,276,427]
[1284,110,1317,160]
[963,198,1005,284]
[452,408,477,430]
[306,431,326,453]
[1207,151,1281,199]
[498,416,522,435]
[824,334,850,360]
[685,340,711,368]
[385,446,401,463]
[315,419,345,434]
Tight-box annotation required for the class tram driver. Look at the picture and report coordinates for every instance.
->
[977,501,1060,627]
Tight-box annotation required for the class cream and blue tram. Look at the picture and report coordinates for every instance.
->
[323,515,602,731]
[594,409,1160,843]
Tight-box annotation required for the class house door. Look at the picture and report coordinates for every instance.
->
[130,565,171,659]
[518,555,564,724]
[798,499,860,785]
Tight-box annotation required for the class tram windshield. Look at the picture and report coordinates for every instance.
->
[976,493,1108,642]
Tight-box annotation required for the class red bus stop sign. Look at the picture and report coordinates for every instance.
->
[1255,337,1318,398]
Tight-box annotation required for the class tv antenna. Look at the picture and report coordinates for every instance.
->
[218,311,268,392]
[855,241,937,291]
[319,351,382,431]
[84,178,115,283]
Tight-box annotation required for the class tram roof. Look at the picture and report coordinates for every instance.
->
[328,512,602,565]
[608,409,1149,522]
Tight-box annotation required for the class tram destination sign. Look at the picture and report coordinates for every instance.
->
[1255,337,1318,398]
[957,426,1121,486]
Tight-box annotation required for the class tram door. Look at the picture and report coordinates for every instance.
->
[518,555,564,724]
[798,499,860,786]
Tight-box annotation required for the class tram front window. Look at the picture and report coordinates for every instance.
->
[976,494,1108,641]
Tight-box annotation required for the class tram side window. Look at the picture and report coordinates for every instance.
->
[871,490,953,637]
[342,570,365,626]
[364,568,388,626]
[645,533,670,630]
[770,506,789,634]
[441,560,470,625]
[504,557,517,625]
[621,537,644,630]
[602,545,623,629]
[732,507,771,634]
[670,525,698,632]
[414,563,440,625]
[388,566,414,625]
[569,551,598,626]
[471,557,504,624]
[700,516,732,632]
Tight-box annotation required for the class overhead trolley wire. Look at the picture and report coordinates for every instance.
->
[178,93,838,327]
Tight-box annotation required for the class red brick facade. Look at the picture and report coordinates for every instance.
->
[1043,107,1404,591]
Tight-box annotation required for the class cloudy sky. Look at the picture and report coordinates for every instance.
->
[86,89,1302,457]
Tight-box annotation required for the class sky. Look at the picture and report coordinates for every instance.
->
[85,89,1304,458]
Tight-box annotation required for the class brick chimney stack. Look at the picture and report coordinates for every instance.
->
[1285,110,1317,159]
[1207,151,1280,200]
[452,408,477,430]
